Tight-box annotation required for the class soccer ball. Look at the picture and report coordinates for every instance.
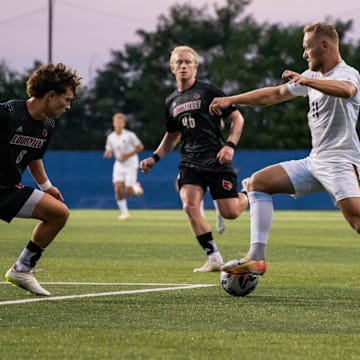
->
[220,271,259,297]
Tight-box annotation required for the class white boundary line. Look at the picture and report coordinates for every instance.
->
[0,283,217,306]
[0,281,210,286]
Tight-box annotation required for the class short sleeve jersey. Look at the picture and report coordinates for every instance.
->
[0,100,55,187]
[287,61,360,164]
[165,80,238,172]
[105,129,142,170]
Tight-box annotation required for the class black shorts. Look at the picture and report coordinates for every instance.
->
[177,167,238,199]
[0,185,35,223]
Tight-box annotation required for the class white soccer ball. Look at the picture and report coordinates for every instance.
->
[220,271,259,297]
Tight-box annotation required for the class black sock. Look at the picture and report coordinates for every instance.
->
[196,232,218,255]
[15,240,44,270]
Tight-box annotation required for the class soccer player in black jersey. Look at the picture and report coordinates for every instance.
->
[1,63,81,295]
[140,46,248,272]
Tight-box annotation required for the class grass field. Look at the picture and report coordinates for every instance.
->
[1,209,360,359]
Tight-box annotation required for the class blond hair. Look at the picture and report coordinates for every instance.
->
[304,22,339,46]
[112,113,126,123]
[170,46,200,66]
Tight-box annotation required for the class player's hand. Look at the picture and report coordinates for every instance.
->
[103,150,112,158]
[45,186,64,202]
[140,157,155,173]
[282,70,305,85]
[216,145,234,165]
[209,97,231,116]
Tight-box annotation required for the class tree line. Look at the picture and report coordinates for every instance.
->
[1,0,360,150]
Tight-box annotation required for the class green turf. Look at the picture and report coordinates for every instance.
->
[1,210,359,359]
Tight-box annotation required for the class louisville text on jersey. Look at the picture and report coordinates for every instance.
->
[172,100,201,117]
[9,134,46,149]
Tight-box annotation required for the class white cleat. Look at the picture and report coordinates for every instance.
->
[193,259,224,273]
[118,213,131,220]
[5,266,50,296]
[134,182,144,196]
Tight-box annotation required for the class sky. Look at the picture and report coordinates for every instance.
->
[1,0,360,85]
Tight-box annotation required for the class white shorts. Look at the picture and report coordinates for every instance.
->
[112,161,138,187]
[280,157,360,205]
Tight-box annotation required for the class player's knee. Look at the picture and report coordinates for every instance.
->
[55,204,70,226]
[247,175,263,192]
[125,188,134,196]
[221,208,239,220]
[183,202,199,218]
[346,215,360,234]
[352,222,360,234]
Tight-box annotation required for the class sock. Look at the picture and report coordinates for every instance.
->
[247,191,273,259]
[199,199,205,217]
[117,199,128,214]
[208,252,224,264]
[15,240,44,271]
[213,200,220,217]
[196,232,218,255]
[247,243,267,260]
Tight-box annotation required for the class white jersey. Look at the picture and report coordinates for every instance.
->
[105,129,142,170]
[287,61,360,164]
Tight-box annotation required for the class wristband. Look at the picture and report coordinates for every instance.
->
[152,153,160,162]
[225,141,236,149]
[38,180,52,191]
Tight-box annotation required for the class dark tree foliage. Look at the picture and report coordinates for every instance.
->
[1,0,359,150]
[0,61,40,100]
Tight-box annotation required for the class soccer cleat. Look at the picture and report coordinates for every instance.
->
[134,182,144,196]
[193,259,224,273]
[216,214,226,234]
[241,177,250,193]
[5,266,50,296]
[222,257,267,275]
[118,213,130,220]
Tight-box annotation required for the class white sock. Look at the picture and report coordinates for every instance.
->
[117,199,128,214]
[200,199,205,217]
[247,191,273,259]
[213,200,220,217]
[209,251,224,264]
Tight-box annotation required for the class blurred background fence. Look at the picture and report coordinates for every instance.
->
[22,150,334,210]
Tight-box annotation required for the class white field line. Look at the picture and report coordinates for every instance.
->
[31,282,202,286]
[0,283,217,306]
[0,281,213,286]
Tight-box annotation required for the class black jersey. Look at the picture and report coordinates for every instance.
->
[0,100,55,187]
[165,80,238,172]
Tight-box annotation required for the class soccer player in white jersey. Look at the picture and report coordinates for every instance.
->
[209,22,360,276]
[104,113,144,220]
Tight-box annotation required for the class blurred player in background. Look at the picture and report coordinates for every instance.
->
[1,63,81,296]
[141,45,248,272]
[210,22,360,276]
[104,113,144,220]
[200,197,226,234]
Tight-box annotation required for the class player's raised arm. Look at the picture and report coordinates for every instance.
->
[209,84,294,116]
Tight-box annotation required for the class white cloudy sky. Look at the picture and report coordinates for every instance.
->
[1,0,360,84]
